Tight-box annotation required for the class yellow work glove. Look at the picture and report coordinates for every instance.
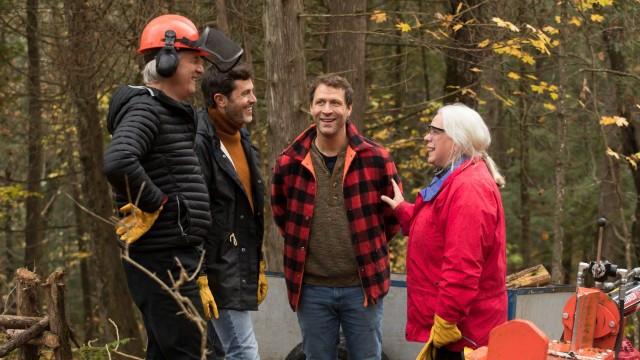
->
[416,340,436,360]
[431,314,462,348]
[197,276,219,320]
[115,203,162,244]
[257,260,268,305]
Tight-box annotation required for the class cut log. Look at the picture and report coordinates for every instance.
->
[6,329,59,348]
[507,264,551,288]
[0,315,42,329]
[0,316,48,357]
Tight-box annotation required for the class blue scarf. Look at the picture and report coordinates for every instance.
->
[419,156,469,202]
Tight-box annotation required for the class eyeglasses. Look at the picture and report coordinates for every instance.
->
[427,124,445,135]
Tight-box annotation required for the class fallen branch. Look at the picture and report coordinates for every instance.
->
[0,314,42,329]
[0,316,49,357]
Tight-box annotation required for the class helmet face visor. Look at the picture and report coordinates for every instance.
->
[188,27,243,72]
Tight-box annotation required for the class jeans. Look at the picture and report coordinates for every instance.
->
[124,248,204,360]
[296,285,384,360]
[210,309,260,360]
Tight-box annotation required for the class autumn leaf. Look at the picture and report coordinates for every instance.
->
[477,39,491,48]
[607,147,620,159]
[549,92,559,100]
[470,67,482,72]
[492,17,520,32]
[370,10,388,24]
[507,72,521,80]
[543,103,556,111]
[531,84,545,94]
[521,54,535,65]
[590,14,604,23]
[555,16,561,24]
[396,22,411,32]
[600,115,629,127]
[452,23,463,32]
[596,0,614,6]
[569,17,582,27]
[542,26,559,35]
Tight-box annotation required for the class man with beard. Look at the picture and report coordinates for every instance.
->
[195,63,267,360]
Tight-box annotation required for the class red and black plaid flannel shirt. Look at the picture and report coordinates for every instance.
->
[271,122,401,311]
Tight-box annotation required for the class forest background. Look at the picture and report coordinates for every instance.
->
[1,0,640,357]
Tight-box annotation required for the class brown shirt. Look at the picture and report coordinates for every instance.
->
[303,142,360,287]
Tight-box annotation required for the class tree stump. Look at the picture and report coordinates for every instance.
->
[15,268,40,360]
[44,268,71,360]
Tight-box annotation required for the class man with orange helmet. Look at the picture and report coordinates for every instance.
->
[103,14,242,359]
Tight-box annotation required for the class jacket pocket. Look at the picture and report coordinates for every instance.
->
[176,194,191,239]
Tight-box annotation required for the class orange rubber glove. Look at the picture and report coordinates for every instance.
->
[257,260,268,305]
[115,203,162,244]
[197,276,219,320]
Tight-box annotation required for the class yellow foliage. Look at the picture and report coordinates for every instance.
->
[396,22,411,32]
[542,26,559,35]
[600,115,629,127]
[555,16,561,24]
[526,74,538,80]
[492,17,520,32]
[507,72,521,80]
[549,92,559,100]
[590,14,604,23]
[470,67,482,72]
[607,147,620,159]
[370,10,388,24]
[521,53,535,65]
[452,23,463,32]
[569,17,583,27]
[531,84,545,94]
[478,39,491,48]
[543,103,556,111]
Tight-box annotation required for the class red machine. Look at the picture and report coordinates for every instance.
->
[470,219,640,360]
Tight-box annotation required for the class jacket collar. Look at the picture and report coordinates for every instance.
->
[282,121,373,161]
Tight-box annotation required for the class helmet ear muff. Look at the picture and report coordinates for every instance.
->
[155,30,179,77]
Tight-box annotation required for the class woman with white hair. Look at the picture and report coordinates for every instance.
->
[382,103,507,360]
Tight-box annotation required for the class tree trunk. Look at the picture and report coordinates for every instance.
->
[62,0,143,355]
[322,0,367,129]
[442,0,484,107]
[263,0,308,272]
[551,2,568,284]
[215,0,230,35]
[602,13,635,267]
[25,0,46,276]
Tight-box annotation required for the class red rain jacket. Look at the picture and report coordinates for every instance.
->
[395,158,507,351]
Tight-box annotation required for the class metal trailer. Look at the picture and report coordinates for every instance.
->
[251,273,575,360]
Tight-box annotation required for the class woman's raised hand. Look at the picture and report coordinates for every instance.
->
[381,178,404,210]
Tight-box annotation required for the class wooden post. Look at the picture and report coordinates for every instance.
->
[44,268,71,360]
[15,267,40,360]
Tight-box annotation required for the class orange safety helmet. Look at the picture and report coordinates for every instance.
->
[138,14,201,54]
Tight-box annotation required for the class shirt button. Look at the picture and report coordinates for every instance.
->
[300,246,305,251]
[241,247,246,252]
[305,216,310,220]
[242,279,247,284]
[240,215,245,219]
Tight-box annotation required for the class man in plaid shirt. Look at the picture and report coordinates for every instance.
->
[271,74,401,360]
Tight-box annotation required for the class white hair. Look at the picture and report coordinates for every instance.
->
[141,51,188,84]
[438,103,506,187]
[142,58,161,84]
